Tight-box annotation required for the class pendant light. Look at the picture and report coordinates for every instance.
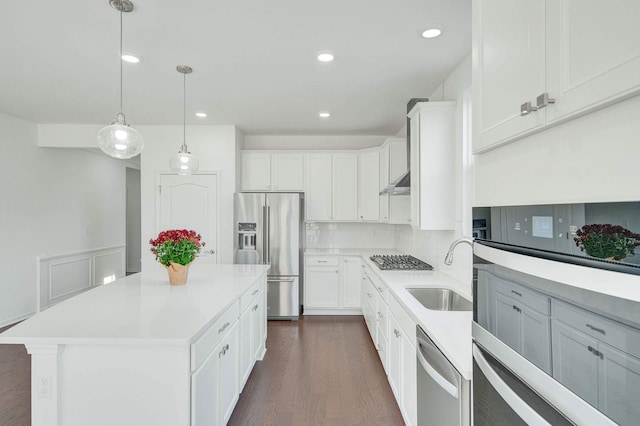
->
[97,0,144,159]
[169,65,199,175]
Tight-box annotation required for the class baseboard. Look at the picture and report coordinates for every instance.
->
[303,309,363,316]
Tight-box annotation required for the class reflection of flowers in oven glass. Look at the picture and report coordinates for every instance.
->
[574,224,640,261]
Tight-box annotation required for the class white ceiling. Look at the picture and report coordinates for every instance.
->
[0,0,470,136]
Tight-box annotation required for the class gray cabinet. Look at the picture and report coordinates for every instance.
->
[552,299,640,425]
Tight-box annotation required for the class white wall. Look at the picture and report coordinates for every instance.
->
[0,112,128,326]
[139,125,238,271]
[244,135,387,150]
[394,56,474,285]
[474,94,640,206]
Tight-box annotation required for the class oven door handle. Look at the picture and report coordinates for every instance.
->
[417,342,459,399]
[473,344,552,426]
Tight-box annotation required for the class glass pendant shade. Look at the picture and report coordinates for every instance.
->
[170,149,199,175]
[98,113,144,159]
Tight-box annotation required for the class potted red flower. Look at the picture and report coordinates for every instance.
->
[149,229,205,285]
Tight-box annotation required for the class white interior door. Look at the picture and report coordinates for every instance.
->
[158,174,218,264]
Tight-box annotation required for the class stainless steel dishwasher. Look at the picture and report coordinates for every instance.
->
[416,325,470,426]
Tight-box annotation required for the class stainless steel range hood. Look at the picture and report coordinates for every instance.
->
[380,97,428,196]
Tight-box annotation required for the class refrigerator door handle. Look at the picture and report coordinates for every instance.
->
[262,205,268,264]
[266,205,271,264]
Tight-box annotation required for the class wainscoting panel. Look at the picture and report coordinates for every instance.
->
[38,245,126,311]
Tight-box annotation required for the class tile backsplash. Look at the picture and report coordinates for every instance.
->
[305,222,396,249]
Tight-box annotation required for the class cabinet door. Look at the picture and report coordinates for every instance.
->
[192,346,219,425]
[521,306,551,374]
[552,320,599,407]
[340,257,362,309]
[357,150,380,221]
[389,138,408,183]
[241,152,271,191]
[379,143,390,191]
[271,153,303,191]
[388,313,403,400]
[304,154,332,221]
[332,153,358,221]
[598,343,640,425]
[472,0,546,153]
[494,294,522,354]
[218,322,240,425]
[305,266,340,308]
[379,194,389,223]
[251,295,263,361]
[546,0,640,125]
[389,195,411,225]
[239,308,253,387]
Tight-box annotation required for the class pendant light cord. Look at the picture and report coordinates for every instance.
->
[119,8,123,114]
[183,71,187,151]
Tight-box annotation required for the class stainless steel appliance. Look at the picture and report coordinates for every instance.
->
[234,193,303,320]
[369,254,433,270]
[417,325,470,426]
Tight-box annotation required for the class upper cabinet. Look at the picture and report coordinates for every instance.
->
[408,102,456,230]
[241,151,304,191]
[304,153,358,222]
[473,0,640,154]
[358,150,380,222]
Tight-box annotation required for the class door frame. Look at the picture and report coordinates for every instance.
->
[154,170,221,265]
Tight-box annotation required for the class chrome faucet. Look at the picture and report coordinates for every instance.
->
[444,237,474,265]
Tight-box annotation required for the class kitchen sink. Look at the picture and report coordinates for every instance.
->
[406,287,472,311]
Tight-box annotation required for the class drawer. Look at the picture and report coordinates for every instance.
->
[553,299,640,357]
[240,279,262,312]
[496,277,550,315]
[191,300,240,371]
[364,267,388,303]
[389,294,416,345]
[305,255,339,266]
[377,327,389,374]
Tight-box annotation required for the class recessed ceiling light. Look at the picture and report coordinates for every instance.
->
[195,112,207,118]
[318,112,331,118]
[317,52,335,63]
[121,54,141,63]
[421,28,442,38]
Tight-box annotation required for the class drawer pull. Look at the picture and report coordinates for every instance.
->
[252,304,259,311]
[219,344,230,358]
[318,260,327,263]
[377,286,384,293]
[512,305,521,313]
[218,322,230,334]
[586,324,606,335]
[588,345,604,359]
[252,289,259,296]
[366,292,372,298]
[511,290,522,297]
[394,329,401,338]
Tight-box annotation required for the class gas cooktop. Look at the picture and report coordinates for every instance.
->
[369,254,433,271]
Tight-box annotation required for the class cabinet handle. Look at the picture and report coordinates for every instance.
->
[394,329,401,338]
[586,324,606,335]
[536,92,555,109]
[366,292,372,298]
[377,286,384,293]
[377,312,383,320]
[587,345,604,359]
[253,304,259,311]
[511,290,522,297]
[252,289,259,296]
[520,101,538,116]
[318,260,327,263]
[512,305,521,313]
[218,322,230,334]
[219,343,230,358]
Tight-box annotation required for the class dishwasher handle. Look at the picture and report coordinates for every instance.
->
[417,343,459,398]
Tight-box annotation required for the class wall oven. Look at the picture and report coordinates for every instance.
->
[472,201,640,426]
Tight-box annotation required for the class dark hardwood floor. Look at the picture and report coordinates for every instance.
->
[0,323,31,426]
[229,316,405,426]
[0,316,402,426]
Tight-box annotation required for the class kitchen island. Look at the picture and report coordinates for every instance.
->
[0,263,270,426]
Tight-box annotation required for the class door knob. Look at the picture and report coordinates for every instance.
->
[206,249,215,254]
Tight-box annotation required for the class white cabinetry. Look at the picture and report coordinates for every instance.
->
[241,151,303,191]
[473,0,640,153]
[358,150,380,222]
[407,102,456,230]
[239,281,265,388]
[304,153,358,222]
[304,255,361,314]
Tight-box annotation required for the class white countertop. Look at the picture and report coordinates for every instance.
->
[0,263,270,346]
[306,248,473,379]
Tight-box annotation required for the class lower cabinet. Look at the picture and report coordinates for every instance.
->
[240,289,265,388]
[192,321,240,426]
[305,255,361,314]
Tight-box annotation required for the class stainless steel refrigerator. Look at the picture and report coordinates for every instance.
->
[234,193,303,320]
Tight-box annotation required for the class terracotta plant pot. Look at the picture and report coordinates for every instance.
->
[165,262,191,286]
